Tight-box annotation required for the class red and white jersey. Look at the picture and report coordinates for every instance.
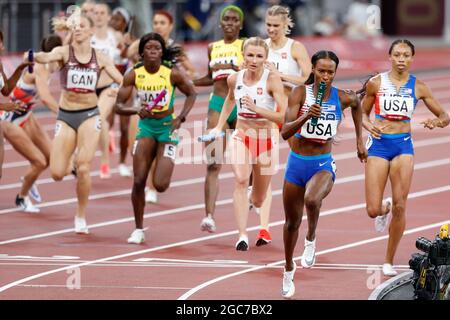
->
[234,69,275,121]
[265,38,300,87]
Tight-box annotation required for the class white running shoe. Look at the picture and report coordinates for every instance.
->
[118,164,132,177]
[301,238,316,268]
[375,197,392,233]
[382,263,398,277]
[127,229,145,244]
[145,188,158,203]
[74,217,89,234]
[235,235,249,251]
[200,215,216,233]
[282,262,297,299]
[21,177,42,202]
[15,195,40,213]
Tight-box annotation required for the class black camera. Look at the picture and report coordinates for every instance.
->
[408,227,450,300]
[415,236,450,266]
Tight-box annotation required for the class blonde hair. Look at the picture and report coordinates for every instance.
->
[243,37,269,57]
[266,5,294,35]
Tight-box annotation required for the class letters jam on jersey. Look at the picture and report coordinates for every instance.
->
[138,90,168,110]
[210,56,238,80]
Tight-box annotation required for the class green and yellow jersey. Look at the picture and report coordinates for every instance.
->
[209,39,244,81]
[134,64,175,113]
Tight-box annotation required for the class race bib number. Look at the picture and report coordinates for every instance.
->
[211,57,238,80]
[163,144,176,161]
[300,119,338,141]
[66,68,98,92]
[378,95,414,120]
[138,90,168,110]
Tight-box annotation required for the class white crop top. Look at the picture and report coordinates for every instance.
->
[91,30,121,64]
[266,38,301,86]
[234,69,275,121]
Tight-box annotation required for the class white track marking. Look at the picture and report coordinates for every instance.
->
[0,187,449,294]
[1,159,449,245]
[0,134,449,213]
[178,219,450,300]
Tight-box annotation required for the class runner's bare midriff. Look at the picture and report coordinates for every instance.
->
[374,118,411,134]
[60,91,98,110]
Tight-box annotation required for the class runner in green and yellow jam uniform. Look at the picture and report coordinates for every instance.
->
[193,5,244,233]
[115,32,197,244]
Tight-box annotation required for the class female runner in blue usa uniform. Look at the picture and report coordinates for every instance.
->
[361,39,449,277]
[280,50,367,298]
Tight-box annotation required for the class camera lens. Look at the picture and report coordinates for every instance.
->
[416,237,432,253]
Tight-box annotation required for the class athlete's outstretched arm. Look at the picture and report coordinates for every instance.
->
[1,58,33,96]
[170,67,197,131]
[115,70,137,116]
[33,46,66,65]
[416,80,450,129]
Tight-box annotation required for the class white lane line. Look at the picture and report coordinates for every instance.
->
[177,218,450,300]
[0,262,411,272]
[1,158,449,245]
[17,284,192,290]
[0,186,449,294]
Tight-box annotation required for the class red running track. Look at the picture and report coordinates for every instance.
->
[0,69,449,300]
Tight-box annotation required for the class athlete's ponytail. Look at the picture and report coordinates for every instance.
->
[41,34,63,52]
[304,50,340,85]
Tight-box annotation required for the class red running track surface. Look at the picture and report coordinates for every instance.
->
[0,68,449,300]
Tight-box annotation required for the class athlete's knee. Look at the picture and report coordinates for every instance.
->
[285,218,301,233]
[133,175,147,190]
[207,162,222,173]
[304,195,321,211]
[234,176,250,190]
[76,162,90,179]
[392,202,406,217]
[51,170,65,181]
[366,205,381,219]
[251,193,266,208]
[32,155,48,171]
[153,180,170,193]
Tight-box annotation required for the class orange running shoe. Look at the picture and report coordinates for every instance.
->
[256,229,272,246]
[108,130,116,153]
[100,164,111,179]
